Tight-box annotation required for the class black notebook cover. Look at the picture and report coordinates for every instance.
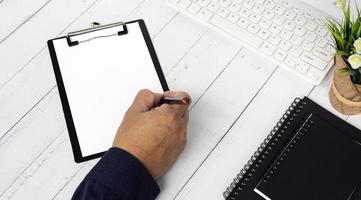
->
[255,114,361,199]
[224,97,361,200]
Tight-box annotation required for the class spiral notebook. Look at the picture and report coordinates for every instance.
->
[224,97,361,200]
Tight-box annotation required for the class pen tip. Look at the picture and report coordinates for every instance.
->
[182,97,190,105]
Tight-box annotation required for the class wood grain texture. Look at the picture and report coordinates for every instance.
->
[176,68,313,200]
[0,0,97,88]
[157,47,278,199]
[0,0,51,43]
[1,0,361,199]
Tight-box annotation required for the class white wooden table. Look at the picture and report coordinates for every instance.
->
[1,0,361,199]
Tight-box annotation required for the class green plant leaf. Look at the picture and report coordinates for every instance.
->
[337,68,352,75]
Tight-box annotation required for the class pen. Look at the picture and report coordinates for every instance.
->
[160,96,190,105]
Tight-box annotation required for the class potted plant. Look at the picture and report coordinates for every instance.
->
[328,0,361,115]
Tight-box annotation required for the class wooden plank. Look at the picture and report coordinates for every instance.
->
[152,16,208,73]
[0,0,209,197]
[0,0,146,195]
[165,31,240,104]
[0,0,50,43]
[157,48,278,199]
[52,163,94,200]
[124,0,177,38]
[44,15,214,198]
[175,68,312,200]
[0,89,65,194]
[10,24,241,200]
[0,0,97,88]
[0,0,205,139]
[0,134,82,199]
[0,0,145,138]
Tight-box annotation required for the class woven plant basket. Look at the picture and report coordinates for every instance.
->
[329,55,361,115]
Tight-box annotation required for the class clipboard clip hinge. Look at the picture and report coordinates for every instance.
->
[66,21,128,47]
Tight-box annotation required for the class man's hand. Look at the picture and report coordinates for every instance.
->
[113,89,191,179]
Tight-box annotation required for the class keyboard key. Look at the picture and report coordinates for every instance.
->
[260,42,277,55]
[238,18,250,29]
[263,10,275,20]
[198,0,210,7]
[253,5,265,15]
[179,0,192,8]
[264,0,276,9]
[210,15,263,47]
[284,10,296,20]
[294,6,304,15]
[227,12,240,23]
[247,24,260,33]
[291,35,302,45]
[291,46,302,56]
[313,46,333,61]
[304,11,315,20]
[249,13,261,23]
[284,55,297,67]
[301,52,327,70]
[301,40,314,51]
[305,31,317,42]
[208,2,220,12]
[316,26,328,37]
[274,49,287,61]
[280,40,292,51]
[217,7,230,17]
[258,29,271,39]
[282,1,293,9]
[260,19,272,28]
[273,15,285,25]
[280,29,293,40]
[198,8,213,20]
[305,21,317,31]
[270,24,282,34]
[284,21,296,31]
[326,44,336,54]
[295,15,307,25]
[243,0,255,9]
[274,5,286,15]
[188,3,201,14]
[269,35,281,45]
[316,37,328,48]
[296,61,310,74]
[219,0,231,7]
[295,26,306,36]
[229,2,241,12]
[239,8,251,17]
[315,17,325,25]
[307,68,320,81]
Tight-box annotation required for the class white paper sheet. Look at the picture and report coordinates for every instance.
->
[53,22,163,157]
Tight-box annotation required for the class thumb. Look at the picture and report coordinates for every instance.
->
[129,89,162,113]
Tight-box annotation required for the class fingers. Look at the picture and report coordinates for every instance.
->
[130,89,163,113]
[158,91,191,118]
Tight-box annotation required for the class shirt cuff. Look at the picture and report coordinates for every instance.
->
[84,147,160,200]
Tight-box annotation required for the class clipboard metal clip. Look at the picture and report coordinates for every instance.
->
[66,21,128,47]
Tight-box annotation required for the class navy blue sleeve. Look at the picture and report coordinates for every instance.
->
[72,147,160,200]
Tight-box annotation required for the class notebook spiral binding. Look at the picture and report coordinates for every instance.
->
[260,115,314,185]
[223,98,306,199]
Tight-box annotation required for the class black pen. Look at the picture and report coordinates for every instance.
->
[160,96,190,105]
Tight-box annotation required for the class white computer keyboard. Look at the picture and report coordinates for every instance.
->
[167,0,336,85]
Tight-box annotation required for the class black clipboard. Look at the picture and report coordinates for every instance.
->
[47,19,169,163]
